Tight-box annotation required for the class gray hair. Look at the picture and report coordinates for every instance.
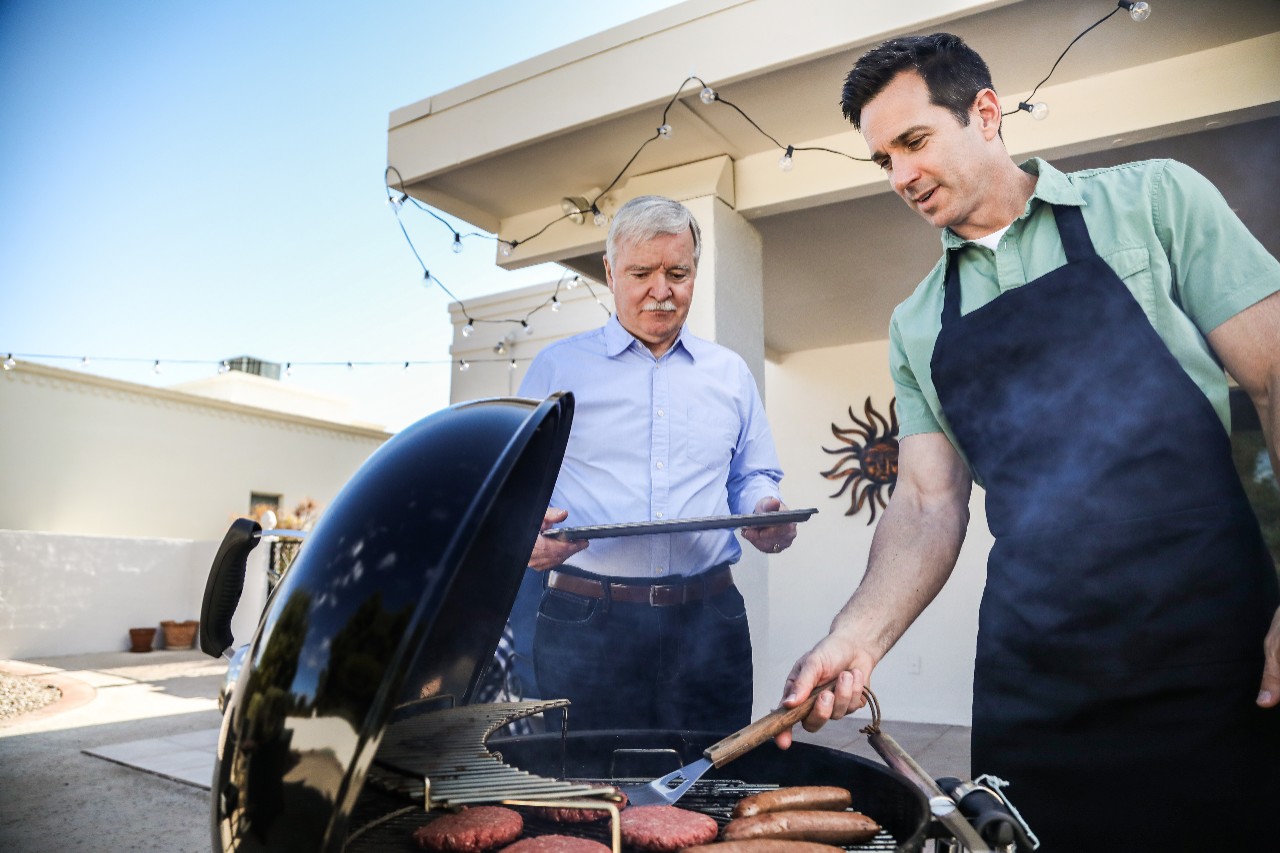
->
[605,196,702,269]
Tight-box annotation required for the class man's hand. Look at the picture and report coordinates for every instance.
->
[1260,604,1280,708]
[774,633,876,750]
[528,507,588,571]
[741,496,798,555]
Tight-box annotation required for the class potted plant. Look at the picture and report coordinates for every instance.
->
[160,619,199,649]
[128,626,157,653]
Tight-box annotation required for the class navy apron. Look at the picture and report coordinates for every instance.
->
[929,203,1279,850]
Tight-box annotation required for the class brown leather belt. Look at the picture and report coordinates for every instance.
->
[546,564,733,606]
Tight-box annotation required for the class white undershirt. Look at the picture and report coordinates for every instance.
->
[971,224,1011,251]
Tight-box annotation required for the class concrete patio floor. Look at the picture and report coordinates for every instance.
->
[0,649,971,851]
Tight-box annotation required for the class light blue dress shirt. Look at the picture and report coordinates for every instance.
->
[518,315,784,579]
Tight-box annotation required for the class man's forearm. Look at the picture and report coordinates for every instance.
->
[828,484,969,665]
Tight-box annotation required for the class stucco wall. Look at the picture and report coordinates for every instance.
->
[763,342,990,725]
[0,363,389,541]
[0,531,269,658]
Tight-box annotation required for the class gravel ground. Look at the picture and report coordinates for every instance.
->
[0,672,61,721]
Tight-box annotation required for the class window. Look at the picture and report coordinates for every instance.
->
[249,492,281,517]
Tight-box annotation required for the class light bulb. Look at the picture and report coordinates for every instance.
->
[285,362,293,377]
[551,298,562,312]
[403,361,411,371]
[462,322,474,337]
[1119,1,1151,22]
[152,360,162,375]
[387,193,405,211]
[509,359,518,370]
[261,510,277,530]
[779,145,795,172]
[500,241,513,257]
[452,233,463,253]
[592,207,607,227]
[699,87,716,104]
[346,361,354,371]
[523,321,534,336]
[568,276,580,290]
[218,361,230,374]
[1027,102,1049,120]
[459,360,470,372]
[3,354,15,371]
[658,123,673,139]
[495,341,506,356]
[80,356,90,367]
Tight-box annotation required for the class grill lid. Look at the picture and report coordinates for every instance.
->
[212,393,574,852]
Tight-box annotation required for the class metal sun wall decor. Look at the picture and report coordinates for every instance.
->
[820,397,900,524]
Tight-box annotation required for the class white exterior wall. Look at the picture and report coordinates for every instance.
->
[0,362,388,658]
[0,531,270,659]
[0,363,389,542]
[763,343,990,725]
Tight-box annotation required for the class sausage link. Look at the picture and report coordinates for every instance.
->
[721,810,881,844]
[681,841,844,853]
[731,785,853,818]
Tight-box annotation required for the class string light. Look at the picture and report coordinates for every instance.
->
[152,360,162,375]
[1003,1,1150,119]
[494,341,507,356]
[509,359,518,370]
[2,353,539,374]
[384,8,1143,340]
[459,360,470,372]
[1119,1,1151,22]
[80,356,90,367]
[1017,101,1050,120]
[779,145,795,172]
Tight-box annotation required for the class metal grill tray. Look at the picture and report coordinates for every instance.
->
[542,508,818,540]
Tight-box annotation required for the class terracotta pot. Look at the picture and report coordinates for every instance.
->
[160,619,199,650]
[129,627,157,653]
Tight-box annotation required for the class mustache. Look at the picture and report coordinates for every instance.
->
[642,299,677,312]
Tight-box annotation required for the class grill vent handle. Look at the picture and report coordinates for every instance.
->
[704,677,841,767]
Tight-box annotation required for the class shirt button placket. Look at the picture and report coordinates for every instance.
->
[651,355,671,576]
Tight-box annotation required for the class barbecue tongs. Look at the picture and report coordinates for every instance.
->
[621,682,1008,853]
[621,677,845,807]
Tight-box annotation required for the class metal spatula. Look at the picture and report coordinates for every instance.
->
[621,678,840,806]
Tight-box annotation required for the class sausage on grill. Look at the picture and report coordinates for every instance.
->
[731,786,853,818]
[682,841,845,852]
[721,809,881,845]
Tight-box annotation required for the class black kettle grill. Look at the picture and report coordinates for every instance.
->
[203,393,1027,852]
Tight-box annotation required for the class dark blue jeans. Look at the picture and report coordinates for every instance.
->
[533,571,753,733]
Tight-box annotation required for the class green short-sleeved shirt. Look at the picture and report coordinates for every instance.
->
[889,158,1280,482]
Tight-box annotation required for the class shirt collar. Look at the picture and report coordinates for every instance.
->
[941,157,1085,251]
[603,313,697,362]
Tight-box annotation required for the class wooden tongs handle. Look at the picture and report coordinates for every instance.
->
[705,678,871,768]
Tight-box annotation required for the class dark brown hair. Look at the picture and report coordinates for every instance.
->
[840,33,994,130]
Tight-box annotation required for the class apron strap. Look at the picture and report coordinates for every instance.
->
[1050,203,1096,264]
[941,247,962,325]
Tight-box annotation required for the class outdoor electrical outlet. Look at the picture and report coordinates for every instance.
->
[908,655,922,675]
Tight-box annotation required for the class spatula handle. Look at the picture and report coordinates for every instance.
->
[704,677,842,767]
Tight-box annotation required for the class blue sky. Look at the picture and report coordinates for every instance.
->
[0,1,678,430]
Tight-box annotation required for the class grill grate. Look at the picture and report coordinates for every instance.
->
[346,777,899,852]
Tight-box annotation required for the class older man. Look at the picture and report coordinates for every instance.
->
[778,33,1280,851]
[519,195,795,732]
